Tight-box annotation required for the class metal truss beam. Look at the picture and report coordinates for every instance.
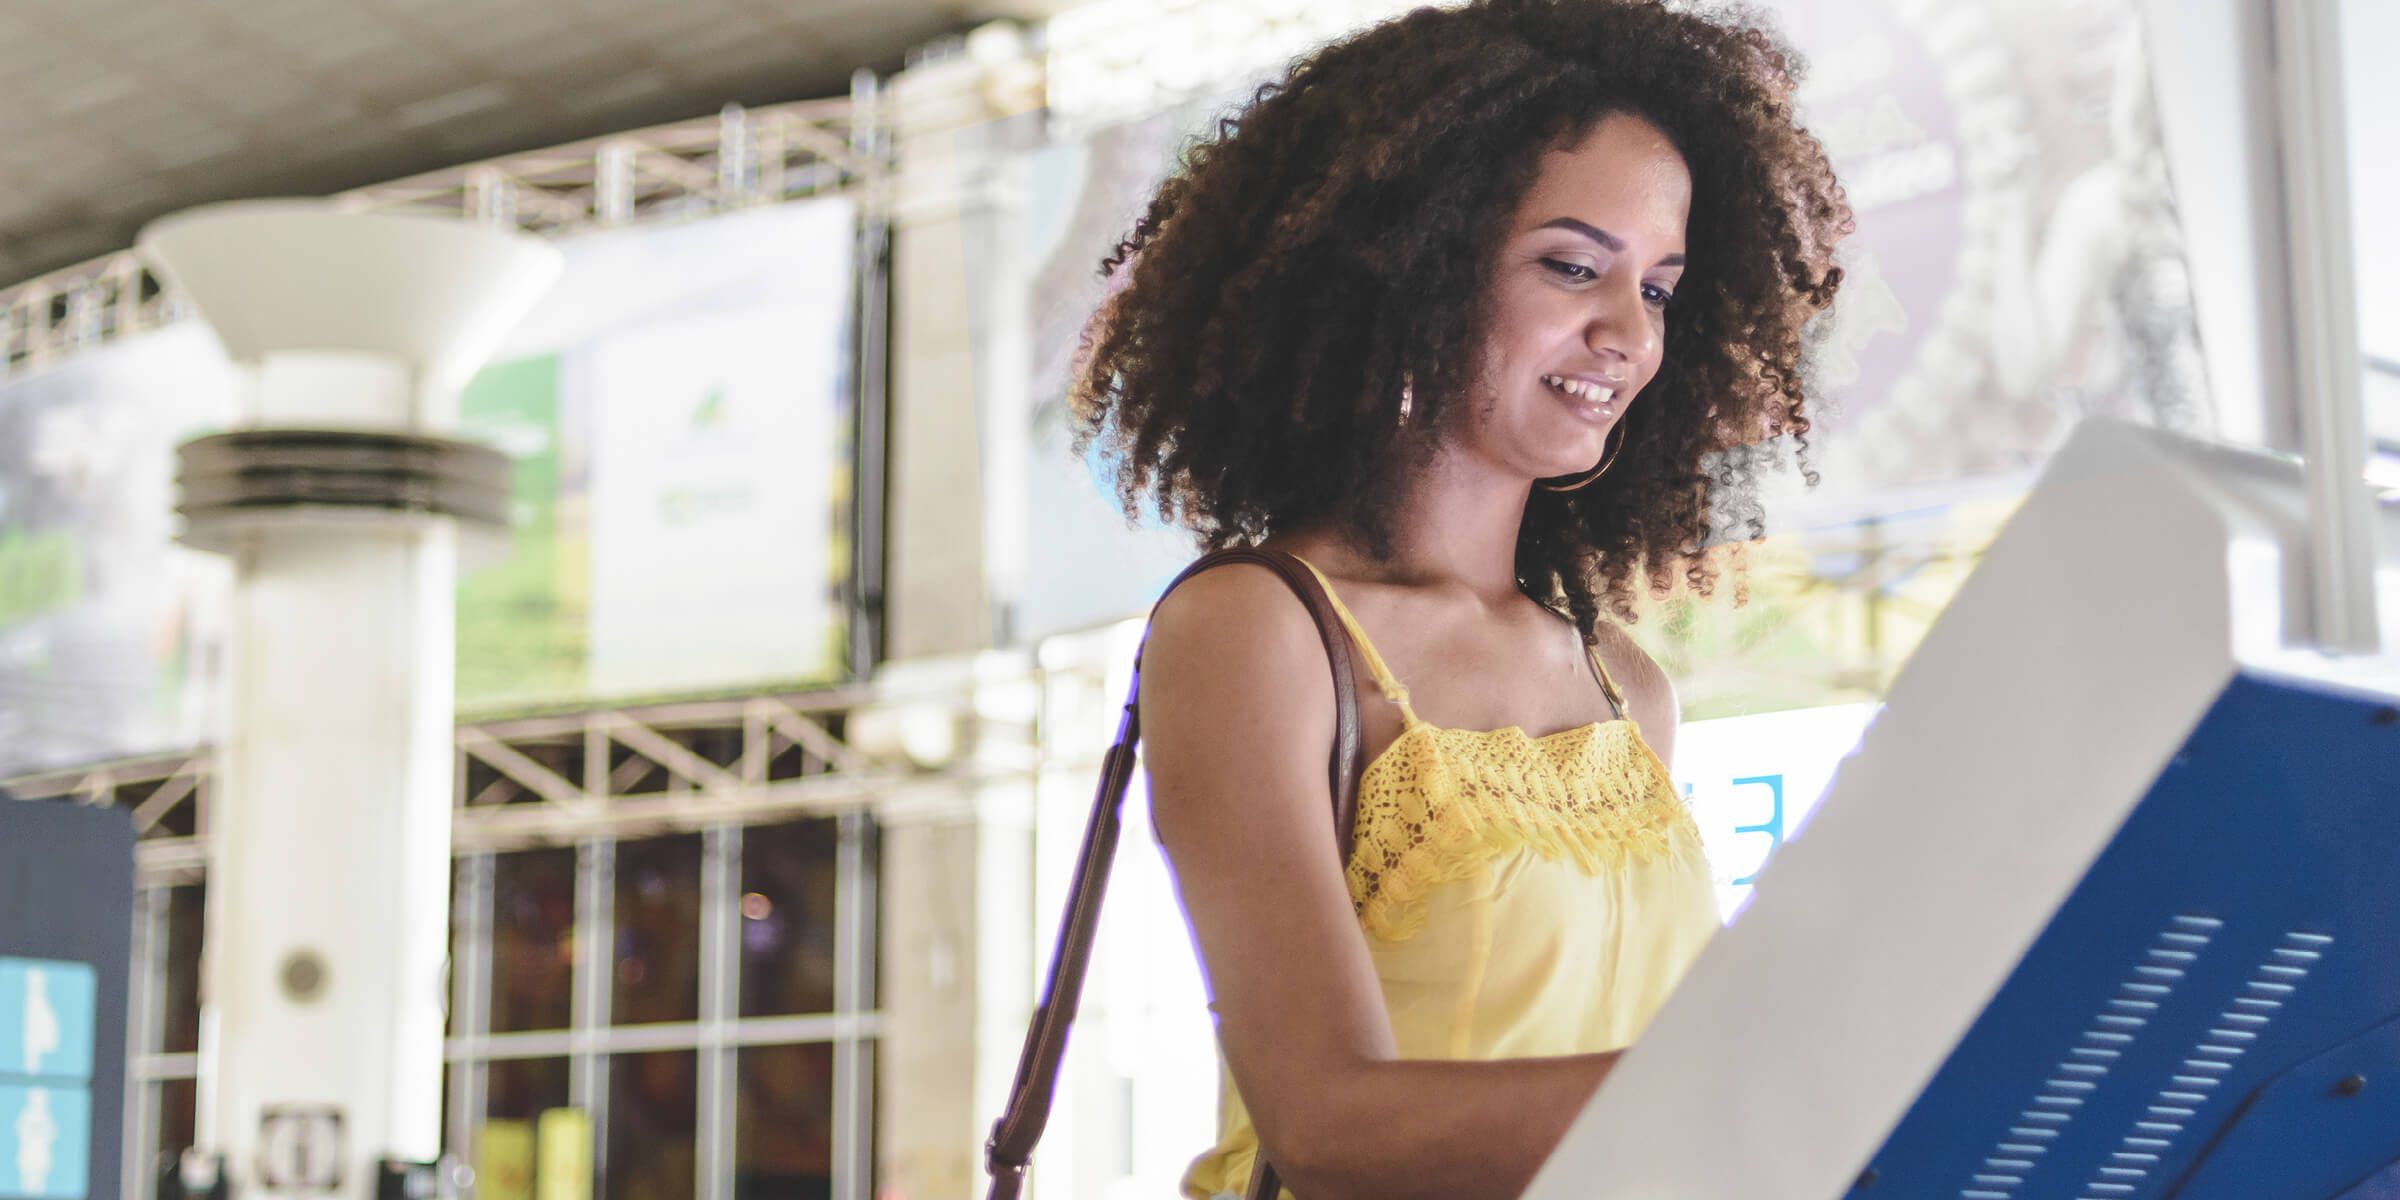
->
[0,96,890,384]
[1,683,914,885]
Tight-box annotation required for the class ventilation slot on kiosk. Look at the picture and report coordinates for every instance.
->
[1959,914,2221,1200]
[2072,928,2330,1199]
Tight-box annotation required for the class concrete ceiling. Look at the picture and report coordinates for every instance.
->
[0,0,1034,288]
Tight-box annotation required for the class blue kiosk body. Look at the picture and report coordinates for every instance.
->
[1523,424,2400,1199]
[1846,671,2400,1199]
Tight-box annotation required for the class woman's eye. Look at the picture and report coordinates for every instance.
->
[1542,258,1596,282]
[1642,283,1676,308]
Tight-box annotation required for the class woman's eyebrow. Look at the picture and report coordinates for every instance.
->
[1536,216,1686,267]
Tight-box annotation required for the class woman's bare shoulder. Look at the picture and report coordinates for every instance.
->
[1147,560,1325,656]
[1140,561,1337,759]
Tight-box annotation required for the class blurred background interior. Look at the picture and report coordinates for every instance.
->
[0,0,2393,1197]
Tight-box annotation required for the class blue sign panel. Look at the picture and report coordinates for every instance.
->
[0,961,96,1085]
[0,1083,91,1199]
[0,958,98,1200]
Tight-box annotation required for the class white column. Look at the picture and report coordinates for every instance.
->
[874,28,1050,1195]
[2142,0,2376,653]
[863,650,1046,1200]
[885,25,1043,660]
[138,201,558,1199]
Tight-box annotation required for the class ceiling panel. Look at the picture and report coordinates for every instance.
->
[0,0,1062,289]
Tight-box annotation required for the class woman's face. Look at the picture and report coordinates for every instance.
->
[1456,112,1690,484]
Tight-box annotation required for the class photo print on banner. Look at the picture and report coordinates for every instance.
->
[1001,0,2209,649]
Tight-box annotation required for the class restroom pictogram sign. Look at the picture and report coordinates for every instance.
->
[257,1105,345,1192]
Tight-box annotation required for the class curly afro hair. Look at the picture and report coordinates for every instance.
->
[1070,0,1852,636]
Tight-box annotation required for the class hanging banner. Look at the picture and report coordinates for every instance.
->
[1003,0,2207,640]
[458,197,856,710]
[0,326,235,778]
[0,195,858,778]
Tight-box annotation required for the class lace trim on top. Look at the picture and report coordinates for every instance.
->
[1345,717,1699,942]
[1284,556,1695,943]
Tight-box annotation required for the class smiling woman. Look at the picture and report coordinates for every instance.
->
[1057,2,1853,1199]
[1074,0,1850,633]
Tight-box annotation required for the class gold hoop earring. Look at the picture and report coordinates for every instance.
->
[1397,373,1415,426]
[1539,421,1627,493]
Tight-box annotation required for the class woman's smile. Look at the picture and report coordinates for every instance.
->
[1541,373,1623,424]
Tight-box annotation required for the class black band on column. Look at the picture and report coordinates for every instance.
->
[177,428,512,528]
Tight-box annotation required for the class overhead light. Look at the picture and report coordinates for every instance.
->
[392,83,513,130]
[568,70,671,115]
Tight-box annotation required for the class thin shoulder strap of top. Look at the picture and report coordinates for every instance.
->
[1584,638,1630,722]
[1291,555,1422,726]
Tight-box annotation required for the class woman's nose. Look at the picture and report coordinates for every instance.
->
[1586,287,1659,366]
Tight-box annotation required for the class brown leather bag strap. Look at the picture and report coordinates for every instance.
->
[983,547,1364,1200]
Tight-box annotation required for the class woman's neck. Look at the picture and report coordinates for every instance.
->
[1284,444,1531,605]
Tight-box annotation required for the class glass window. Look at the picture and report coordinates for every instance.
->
[488,1057,571,1123]
[482,1058,573,1200]
[739,821,839,1018]
[155,1078,196,1190]
[871,823,885,1017]
[613,836,701,1025]
[129,791,877,1199]
[162,886,205,1055]
[868,1041,883,1199]
[492,848,577,1033]
[735,1043,835,1200]
[448,862,468,1039]
[605,1051,696,1200]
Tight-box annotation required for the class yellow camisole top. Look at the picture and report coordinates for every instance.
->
[1181,559,1721,1199]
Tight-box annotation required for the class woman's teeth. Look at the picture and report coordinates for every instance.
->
[1542,374,1617,404]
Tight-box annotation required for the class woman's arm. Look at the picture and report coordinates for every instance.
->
[1141,565,1623,1200]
